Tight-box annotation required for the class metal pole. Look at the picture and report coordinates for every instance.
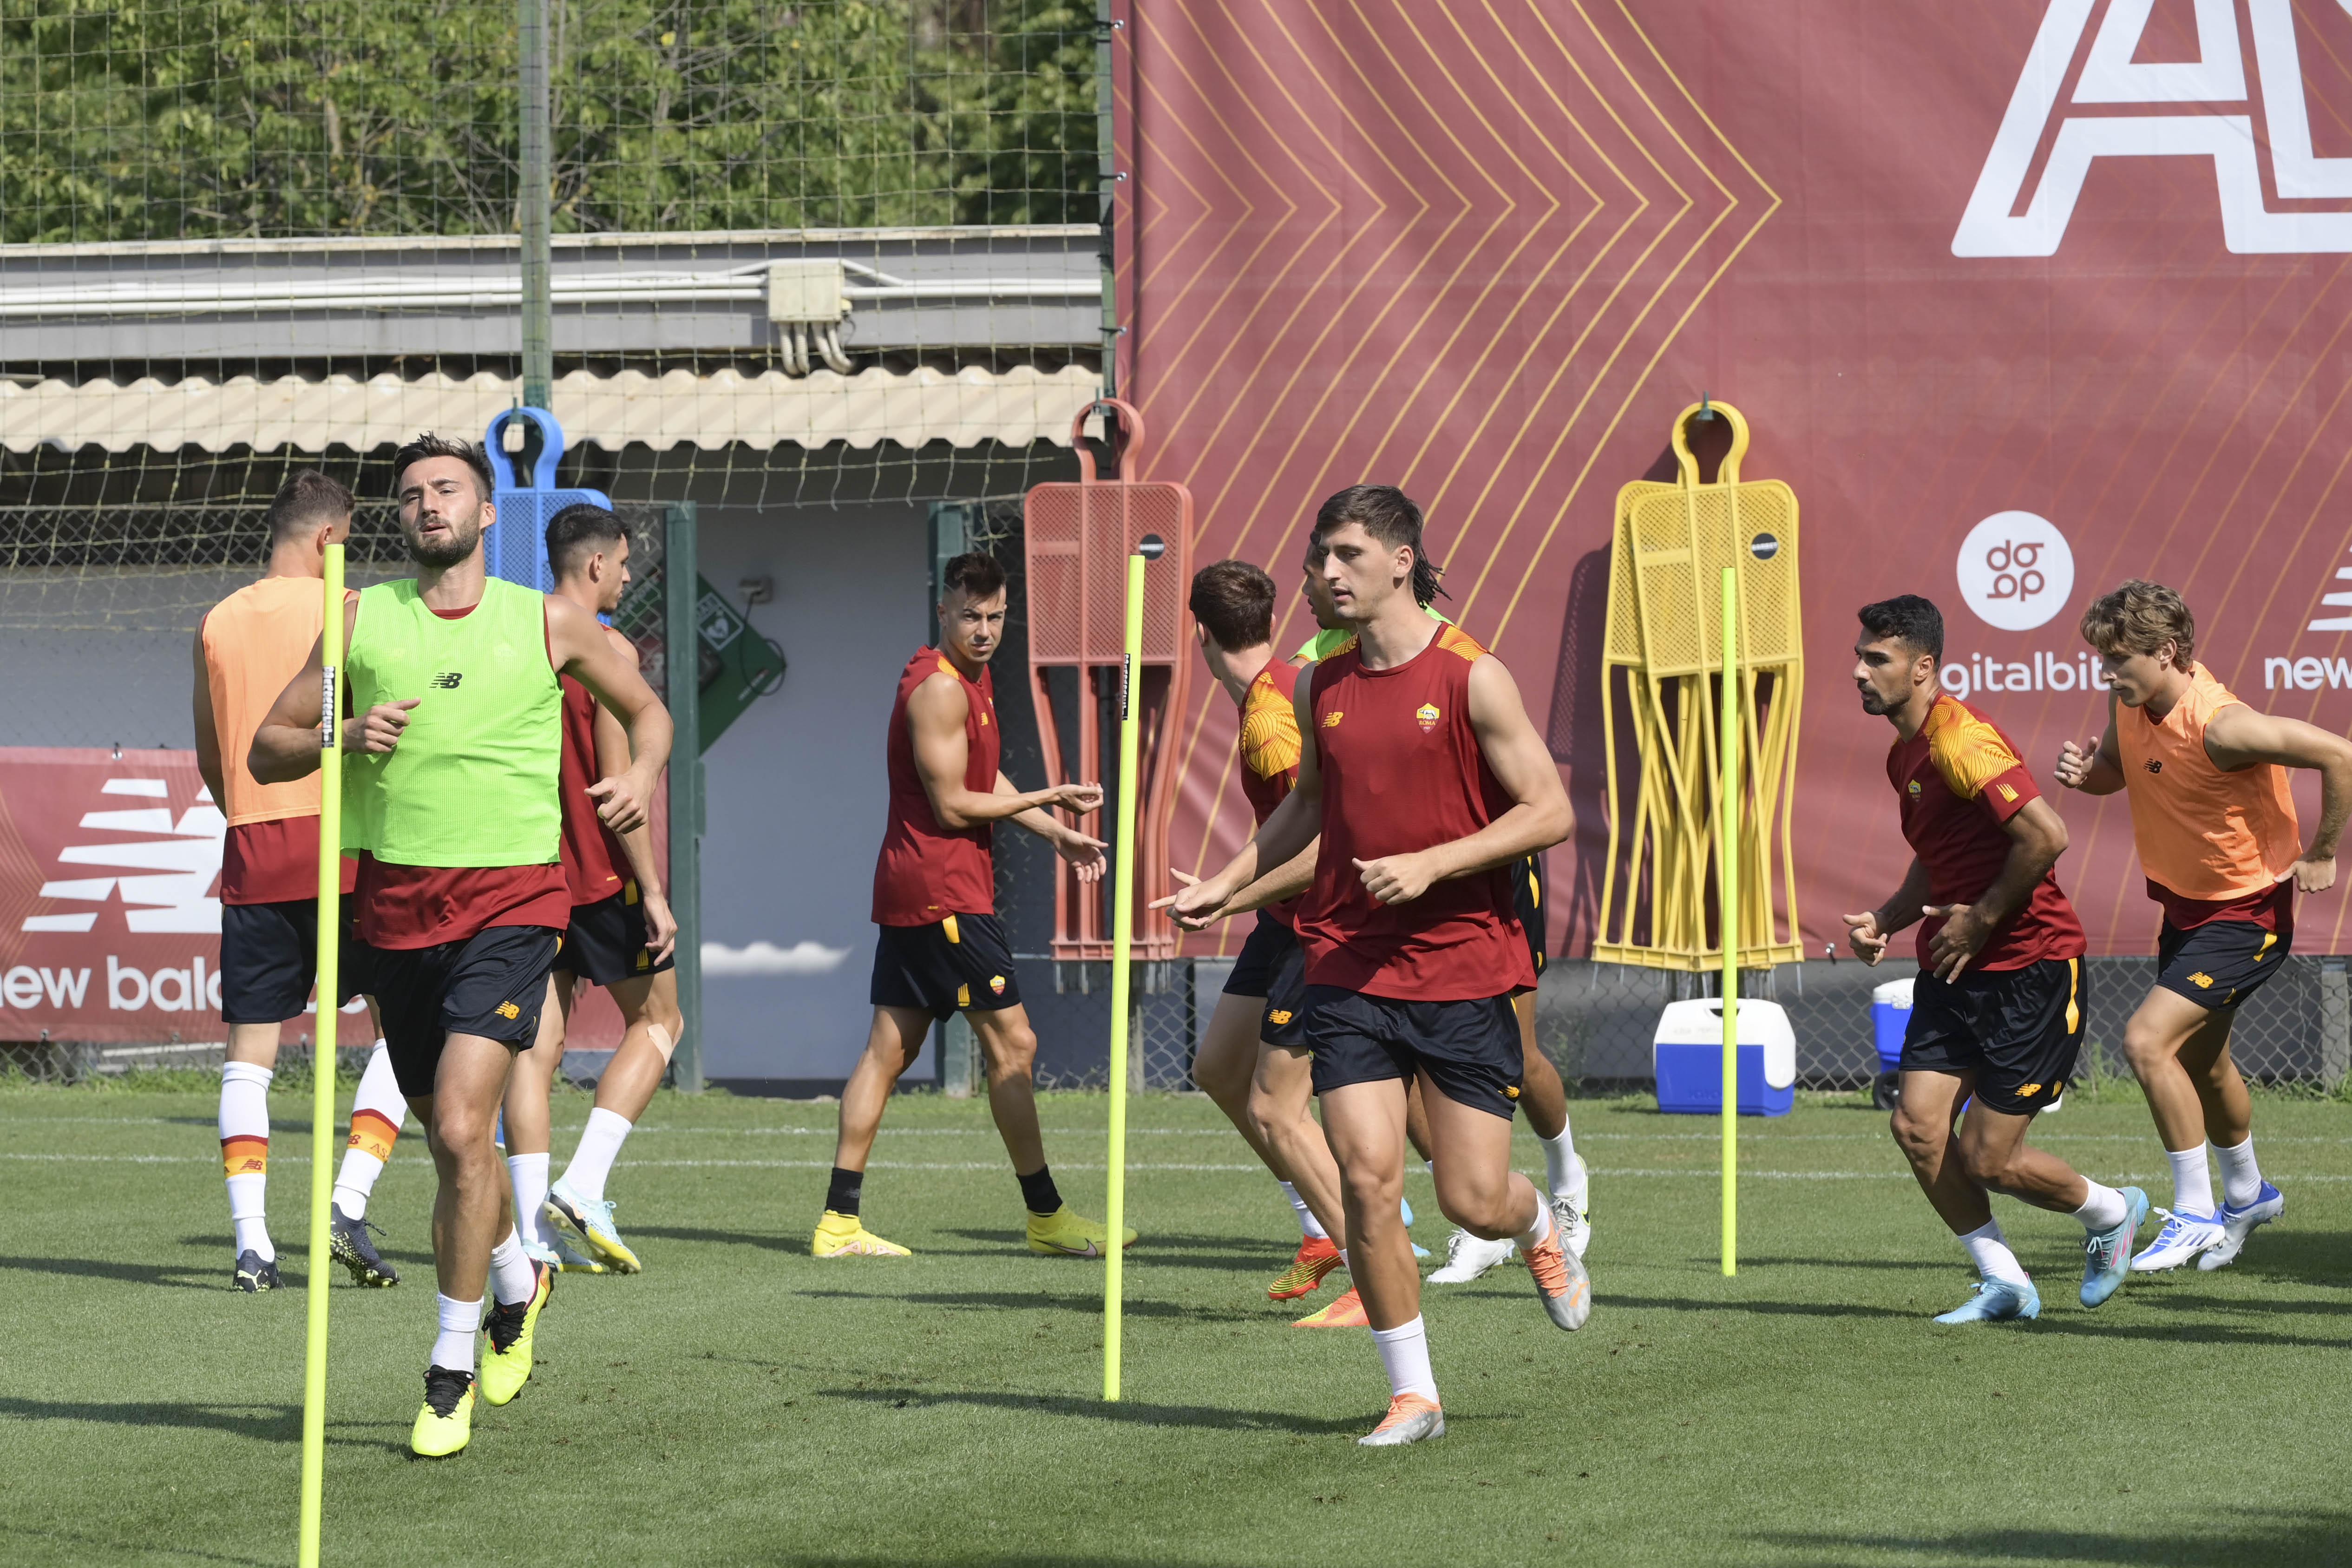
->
[665,503,705,1092]
[1719,565,1739,1278]
[1096,0,1119,399]
[518,0,554,410]
[929,504,977,1097]
[297,542,345,1568]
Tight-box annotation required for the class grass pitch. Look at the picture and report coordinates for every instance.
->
[4,1083,2349,1566]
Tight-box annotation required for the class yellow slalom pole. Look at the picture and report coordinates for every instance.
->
[298,541,344,1568]
[1719,565,1739,1278]
[1104,537,1158,1401]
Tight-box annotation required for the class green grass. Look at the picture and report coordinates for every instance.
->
[5,1085,2349,1566]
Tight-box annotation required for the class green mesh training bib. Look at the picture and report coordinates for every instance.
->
[341,577,562,867]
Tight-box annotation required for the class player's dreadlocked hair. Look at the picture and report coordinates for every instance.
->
[1312,484,1447,607]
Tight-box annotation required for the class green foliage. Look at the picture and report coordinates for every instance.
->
[0,0,1096,243]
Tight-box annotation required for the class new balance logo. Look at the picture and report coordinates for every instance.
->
[2188,971,2215,989]
[2145,760,2163,774]
[429,671,463,689]
[495,1000,520,1018]
[1958,0,2352,257]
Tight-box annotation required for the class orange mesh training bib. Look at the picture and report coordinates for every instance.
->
[2116,666,2299,901]
[203,576,343,826]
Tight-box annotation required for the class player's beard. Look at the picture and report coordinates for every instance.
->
[1857,686,1891,715]
[404,512,482,569]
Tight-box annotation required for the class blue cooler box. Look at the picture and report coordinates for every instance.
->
[1653,998,1795,1116]
[1872,977,1915,1071]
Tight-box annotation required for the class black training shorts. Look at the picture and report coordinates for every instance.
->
[558,881,674,987]
[1301,984,1524,1119]
[219,895,374,1024]
[1223,911,1310,1049]
[870,912,1022,1020]
[371,925,562,1098]
[2156,918,2290,1011]
[1513,851,1548,992]
[1901,956,2086,1116]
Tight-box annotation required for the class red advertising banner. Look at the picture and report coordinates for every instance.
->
[1123,0,2352,960]
[0,748,251,1044]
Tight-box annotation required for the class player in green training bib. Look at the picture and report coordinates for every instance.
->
[253,433,673,1459]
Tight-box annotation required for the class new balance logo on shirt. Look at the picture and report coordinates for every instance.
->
[430,671,464,689]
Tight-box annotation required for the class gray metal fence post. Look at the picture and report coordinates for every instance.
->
[517,0,553,410]
[665,502,705,1092]
[2320,959,2349,1087]
[930,501,977,1098]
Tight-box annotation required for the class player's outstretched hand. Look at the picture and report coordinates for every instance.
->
[641,888,678,963]
[1046,781,1106,816]
[2280,854,2338,894]
[1841,909,1887,966]
[346,698,419,755]
[587,773,651,834]
[1055,826,1108,883]
[1354,852,1434,906]
[1158,869,1227,931]
[1922,902,1990,981]
[2053,737,2097,789]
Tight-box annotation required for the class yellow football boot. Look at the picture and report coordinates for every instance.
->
[478,1260,553,1407]
[811,1210,911,1257]
[411,1367,476,1458]
[1025,1205,1138,1258]
[1292,1285,1370,1328]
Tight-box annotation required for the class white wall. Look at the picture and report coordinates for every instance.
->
[693,501,930,1083]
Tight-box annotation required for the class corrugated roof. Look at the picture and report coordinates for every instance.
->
[0,365,1100,453]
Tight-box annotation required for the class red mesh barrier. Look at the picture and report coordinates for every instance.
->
[1023,399,1193,959]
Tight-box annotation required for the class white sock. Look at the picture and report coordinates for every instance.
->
[1539,1123,1580,1200]
[1956,1218,2031,1286]
[1277,1180,1328,1240]
[561,1106,634,1206]
[432,1293,480,1372]
[1369,1315,1439,1402]
[219,1062,274,1261]
[332,1041,406,1220]
[488,1227,536,1306]
[1513,1191,1554,1252]
[2072,1180,2128,1233]
[507,1153,552,1249]
[2213,1135,2262,1208]
[2168,1145,2216,1216]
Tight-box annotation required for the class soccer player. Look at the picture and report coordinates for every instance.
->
[813,551,1131,1259]
[252,433,672,1458]
[1164,559,1348,1305]
[1175,485,1586,1447]
[1295,533,1594,1280]
[2055,581,2350,1271]
[1841,595,2147,1322]
[193,469,411,1292]
[503,503,685,1277]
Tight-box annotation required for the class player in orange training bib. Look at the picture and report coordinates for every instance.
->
[2056,580,2352,1273]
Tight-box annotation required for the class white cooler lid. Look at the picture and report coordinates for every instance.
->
[1872,976,1917,1009]
[1652,998,1795,1089]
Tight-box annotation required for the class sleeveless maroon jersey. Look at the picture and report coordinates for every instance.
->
[1296,624,1533,999]
[1237,659,1305,924]
[557,674,628,906]
[871,648,1001,925]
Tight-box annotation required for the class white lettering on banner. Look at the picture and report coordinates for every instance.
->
[1957,0,2352,257]
[1957,512,2075,630]
[2306,547,2352,630]
[99,954,223,1013]
[22,777,223,935]
[1939,650,2113,703]
[0,965,93,1009]
[2264,654,2352,689]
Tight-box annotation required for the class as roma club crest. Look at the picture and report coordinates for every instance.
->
[1415,702,1441,733]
